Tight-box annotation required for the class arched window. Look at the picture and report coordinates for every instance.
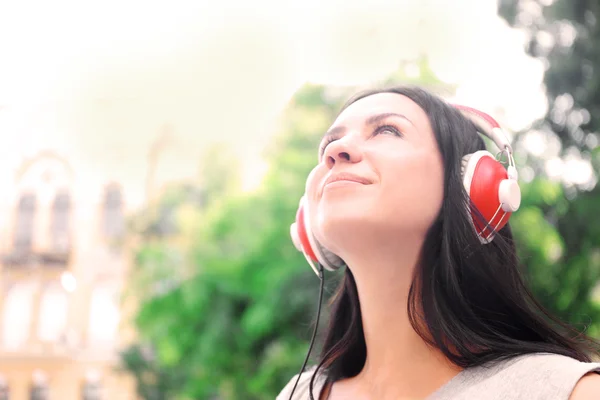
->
[37,282,68,342]
[13,152,74,259]
[82,381,102,400]
[2,282,37,349]
[102,184,124,240]
[88,284,120,347]
[81,370,102,400]
[14,193,36,252]
[50,191,71,252]
[0,374,9,400]
[29,370,48,400]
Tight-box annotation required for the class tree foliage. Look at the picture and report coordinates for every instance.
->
[119,60,453,399]
[498,0,600,334]
[120,84,349,399]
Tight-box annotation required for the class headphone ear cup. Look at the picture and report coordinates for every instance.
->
[291,196,345,272]
[293,199,318,263]
[462,151,514,243]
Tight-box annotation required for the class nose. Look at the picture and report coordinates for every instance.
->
[323,136,362,169]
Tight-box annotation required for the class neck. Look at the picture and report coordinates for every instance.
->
[338,236,462,399]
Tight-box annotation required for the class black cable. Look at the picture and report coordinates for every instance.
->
[288,264,325,400]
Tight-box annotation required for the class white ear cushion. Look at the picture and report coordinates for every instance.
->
[461,154,473,186]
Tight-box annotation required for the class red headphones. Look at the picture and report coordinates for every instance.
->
[289,106,521,274]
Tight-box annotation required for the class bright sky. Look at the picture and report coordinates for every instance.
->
[0,0,560,203]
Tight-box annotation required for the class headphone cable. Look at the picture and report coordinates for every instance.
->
[288,264,325,400]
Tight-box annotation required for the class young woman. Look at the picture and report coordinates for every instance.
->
[278,86,600,399]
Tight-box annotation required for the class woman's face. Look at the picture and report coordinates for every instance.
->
[305,93,445,259]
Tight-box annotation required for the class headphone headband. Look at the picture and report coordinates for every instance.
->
[453,105,513,153]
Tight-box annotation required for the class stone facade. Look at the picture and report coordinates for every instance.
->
[0,151,136,400]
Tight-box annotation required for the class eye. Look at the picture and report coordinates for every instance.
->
[373,124,403,137]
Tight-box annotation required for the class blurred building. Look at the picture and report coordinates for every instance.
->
[0,151,136,400]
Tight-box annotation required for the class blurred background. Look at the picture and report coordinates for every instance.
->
[0,0,598,399]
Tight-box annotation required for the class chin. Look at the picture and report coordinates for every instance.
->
[314,200,375,255]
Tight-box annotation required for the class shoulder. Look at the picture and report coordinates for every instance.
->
[511,353,600,377]
[441,353,600,400]
[276,366,327,400]
[488,353,600,399]
[569,371,600,400]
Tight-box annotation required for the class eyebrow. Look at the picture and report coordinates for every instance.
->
[323,112,415,137]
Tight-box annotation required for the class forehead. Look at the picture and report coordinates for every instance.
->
[333,92,429,128]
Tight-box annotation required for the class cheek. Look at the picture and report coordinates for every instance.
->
[305,165,324,202]
[383,151,444,229]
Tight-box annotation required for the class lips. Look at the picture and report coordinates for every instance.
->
[323,172,372,189]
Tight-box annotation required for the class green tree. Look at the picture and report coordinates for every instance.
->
[121,84,346,399]
[498,0,600,334]
[121,59,455,399]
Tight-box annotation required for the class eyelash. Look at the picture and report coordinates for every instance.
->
[319,124,403,157]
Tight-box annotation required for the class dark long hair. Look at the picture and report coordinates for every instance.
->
[311,86,599,391]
